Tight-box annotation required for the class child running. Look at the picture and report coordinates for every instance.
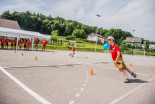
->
[70,44,77,57]
[107,36,137,83]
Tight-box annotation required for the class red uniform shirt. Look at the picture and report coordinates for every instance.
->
[24,42,27,46]
[35,39,40,44]
[110,44,122,60]
[27,41,31,45]
[14,40,17,44]
[1,39,4,46]
[72,46,76,51]
[5,38,9,44]
[42,40,48,46]
[11,40,14,45]
[18,40,23,45]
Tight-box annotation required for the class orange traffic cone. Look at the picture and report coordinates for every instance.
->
[53,52,55,54]
[15,51,16,53]
[90,68,93,75]
[21,53,23,56]
[35,56,37,60]
[86,56,87,59]
[130,62,132,67]
[68,54,70,56]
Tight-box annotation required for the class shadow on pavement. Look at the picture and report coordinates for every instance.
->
[129,79,148,83]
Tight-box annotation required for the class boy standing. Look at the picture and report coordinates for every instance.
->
[11,39,14,49]
[18,39,23,49]
[35,38,40,51]
[0,37,4,49]
[42,39,48,51]
[24,40,27,50]
[27,39,31,50]
[5,37,9,49]
[107,36,136,83]
[14,39,17,49]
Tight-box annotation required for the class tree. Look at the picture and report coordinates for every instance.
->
[51,30,59,40]
[72,29,86,38]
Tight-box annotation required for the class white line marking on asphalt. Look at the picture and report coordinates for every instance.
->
[0,66,52,104]
[83,84,87,86]
[75,93,81,97]
[68,100,75,104]
[85,80,88,83]
[80,88,84,91]
[136,73,155,78]
[108,78,154,104]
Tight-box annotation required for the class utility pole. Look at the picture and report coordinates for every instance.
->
[95,14,101,52]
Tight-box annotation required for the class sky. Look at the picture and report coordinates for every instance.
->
[0,0,155,41]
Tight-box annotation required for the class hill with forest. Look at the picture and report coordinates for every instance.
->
[0,10,132,40]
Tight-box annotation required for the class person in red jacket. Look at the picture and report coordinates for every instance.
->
[42,39,48,51]
[5,37,9,49]
[24,40,27,50]
[18,39,23,49]
[0,37,4,49]
[11,39,14,49]
[35,38,40,51]
[14,39,17,49]
[107,36,137,83]
[27,39,31,50]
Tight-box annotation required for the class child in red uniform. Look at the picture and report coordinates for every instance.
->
[107,36,137,83]
[42,39,48,51]
[24,40,27,50]
[35,38,40,51]
[18,39,23,49]
[11,39,14,49]
[70,44,77,57]
[27,39,31,50]
[14,39,17,49]
[5,37,9,49]
[1,37,4,49]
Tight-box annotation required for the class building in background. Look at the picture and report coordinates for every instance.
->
[87,33,105,44]
[0,18,21,30]
[125,37,143,47]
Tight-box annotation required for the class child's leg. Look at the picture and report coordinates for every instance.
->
[124,65,137,78]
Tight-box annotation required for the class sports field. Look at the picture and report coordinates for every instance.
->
[0,49,155,104]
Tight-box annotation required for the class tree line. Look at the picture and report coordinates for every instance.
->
[0,10,132,40]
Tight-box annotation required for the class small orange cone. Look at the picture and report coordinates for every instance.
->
[90,68,93,75]
[53,52,55,54]
[21,53,23,56]
[15,51,16,53]
[35,56,37,60]
[86,56,87,59]
[130,62,132,67]
[68,54,70,56]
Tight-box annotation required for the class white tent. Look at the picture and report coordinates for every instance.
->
[0,27,51,50]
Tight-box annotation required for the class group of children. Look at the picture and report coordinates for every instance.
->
[0,37,48,51]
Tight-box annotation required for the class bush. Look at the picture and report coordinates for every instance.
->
[66,35,76,40]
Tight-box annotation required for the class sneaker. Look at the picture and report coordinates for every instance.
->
[131,72,137,78]
[124,79,130,83]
